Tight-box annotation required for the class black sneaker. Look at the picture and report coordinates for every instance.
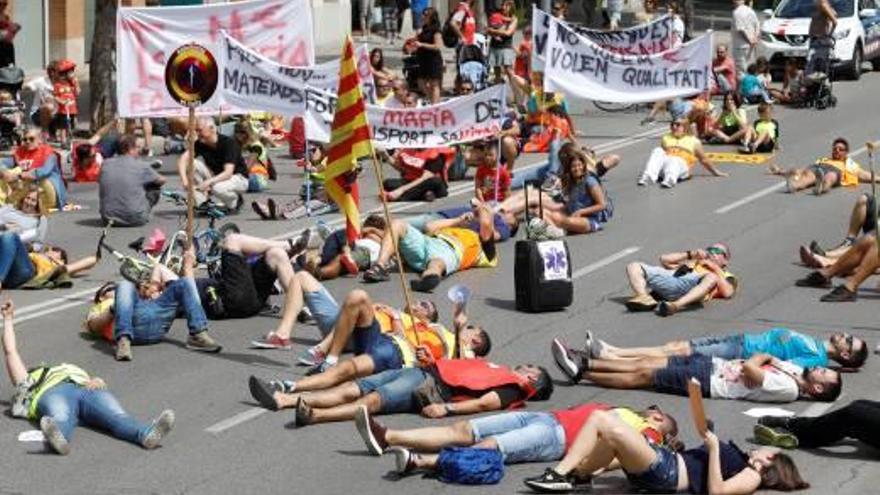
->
[523,468,590,493]
[757,415,791,429]
[551,338,586,384]
[820,285,857,302]
[295,398,313,427]
[794,271,830,288]
[355,405,388,455]
[248,376,279,411]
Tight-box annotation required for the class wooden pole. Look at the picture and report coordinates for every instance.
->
[367,147,420,346]
[185,107,197,249]
[868,141,879,251]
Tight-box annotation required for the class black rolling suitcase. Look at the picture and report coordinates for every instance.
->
[514,182,573,312]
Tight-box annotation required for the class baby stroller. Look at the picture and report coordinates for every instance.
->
[0,65,25,150]
[799,39,837,110]
[457,41,488,91]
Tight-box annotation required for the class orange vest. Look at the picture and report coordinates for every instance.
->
[817,157,862,187]
[436,227,498,270]
[434,359,536,408]
[373,307,456,366]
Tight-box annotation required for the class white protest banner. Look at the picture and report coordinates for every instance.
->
[220,33,376,110]
[531,6,675,71]
[117,0,313,117]
[544,16,711,104]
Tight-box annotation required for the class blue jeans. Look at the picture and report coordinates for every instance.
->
[0,232,34,288]
[356,367,429,414]
[302,285,340,336]
[114,278,209,344]
[626,444,680,493]
[469,411,566,463]
[37,382,151,445]
[641,264,704,301]
[511,138,563,190]
[689,334,744,360]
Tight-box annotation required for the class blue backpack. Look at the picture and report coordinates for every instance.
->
[436,447,504,485]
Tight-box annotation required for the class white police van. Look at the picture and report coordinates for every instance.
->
[759,0,880,80]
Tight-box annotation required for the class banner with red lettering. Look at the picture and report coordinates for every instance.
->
[117,0,313,117]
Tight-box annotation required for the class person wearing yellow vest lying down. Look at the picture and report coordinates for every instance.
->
[770,137,878,195]
[1,299,174,455]
[362,198,498,293]
[248,284,492,411]
[625,243,738,317]
[637,118,728,188]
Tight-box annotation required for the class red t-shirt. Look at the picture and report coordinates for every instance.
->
[514,39,532,79]
[475,164,511,201]
[452,3,476,45]
[552,403,612,452]
[53,80,78,116]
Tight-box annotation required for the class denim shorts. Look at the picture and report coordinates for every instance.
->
[810,164,841,186]
[398,225,460,274]
[626,444,680,493]
[356,367,428,413]
[302,285,340,336]
[470,412,566,464]
[353,319,403,373]
[642,264,703,301]
[689,334,744,360]
[653,355,712,398]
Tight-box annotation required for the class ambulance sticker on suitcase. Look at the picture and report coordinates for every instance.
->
[538,241,569,281]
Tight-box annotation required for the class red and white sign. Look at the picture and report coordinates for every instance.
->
[117,0,314,117]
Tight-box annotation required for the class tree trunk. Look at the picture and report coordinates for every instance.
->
[89,0,117,131]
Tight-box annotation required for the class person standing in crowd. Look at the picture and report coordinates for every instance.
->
[486,0,517,86]
[806,0,837,76]
[731,0,759,78]
[409,8,444,104]
[0,0,19,68]
[605,0,625,29]
[98,135,165,227]
[450,0,477,48]
[176,117,248,211]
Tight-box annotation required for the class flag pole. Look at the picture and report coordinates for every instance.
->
[868,141,878,252]
[367,146,421,346]
[304,131,312,217]
[185,106,197,249]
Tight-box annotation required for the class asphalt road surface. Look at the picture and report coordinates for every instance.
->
[2,72,879,495]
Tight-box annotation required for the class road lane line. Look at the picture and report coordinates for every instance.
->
[14,300,94,325]
[13,287,102,316]
[572,246,641,280]
[715,145,871,214]
[205,408,268,434]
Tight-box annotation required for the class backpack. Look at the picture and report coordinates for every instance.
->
[436,448,504,485]
[442,8,467,48]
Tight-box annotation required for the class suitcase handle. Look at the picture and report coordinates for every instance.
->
[523,179,543,238]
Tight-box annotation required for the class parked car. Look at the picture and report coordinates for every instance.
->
[758,0,880,80]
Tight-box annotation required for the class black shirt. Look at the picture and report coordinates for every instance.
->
[194,134,247,177]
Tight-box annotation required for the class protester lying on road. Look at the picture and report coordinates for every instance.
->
[637,118,727,188]
[1,300,175,455]
[770,137,877,195]
[407,202,519,243]
[551,344,842,403]
[754,399,880,451]
[354,402,678,475]
[800,192,877,268]
[508,139,620,190]
[249,357,552,427]
[522,402,808,493]
[87,248,222,361]
[795,231,880,302]
[0,231,98,290]
[624,243,737,316]
[294,215,386,280]
[362,198,498,292]
[572,327,868,370]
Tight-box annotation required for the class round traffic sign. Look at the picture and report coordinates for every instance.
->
[164,43,218,108]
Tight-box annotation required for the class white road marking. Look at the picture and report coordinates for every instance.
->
[14,300,94,325]
[204,407,268,434]
[715,145,872,214]
[572,246,641,280]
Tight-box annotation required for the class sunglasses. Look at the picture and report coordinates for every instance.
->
[845,334,854,351]
[24,136,38,143]
[706,246,728,257]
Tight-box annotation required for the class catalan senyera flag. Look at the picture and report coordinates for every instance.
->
[324,36,373,242]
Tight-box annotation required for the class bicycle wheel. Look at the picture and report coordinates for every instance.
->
[592,100,636,113]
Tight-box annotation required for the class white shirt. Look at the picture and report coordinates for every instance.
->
[671,15,686,47]
[23,75,54,115]
[354,238,381,264]
[731,4,760,51]
[709,357,800,402]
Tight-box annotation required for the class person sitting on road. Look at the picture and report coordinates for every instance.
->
[87,248,222,361]
[552,344,842,404]
[362,198,498,292]
[383,147,450,202]
[233,119,276,193]
[0,128,66,211]
[99,135,165,227]
[177,117,248,211]
[0,231,98,290]
[354,402,678,475]
[624,244,737,316]
[473,140,511,202]
[0,188,48,244]
[564,327,867,371]
[637,118,727,188]
[522,403,808,494]
[754,399,880,451]
[771,137,877,195]
[794,228,880,302]
[739,63,773,105]
[769,58,806,105]
[711,43,736,95]
[249,356,553,427]
[509,139,620,190]
[704,93,748,145]
[296,215,386,280]
[1,300,175,455]
[801,193,878,267]
[740,102,780,154]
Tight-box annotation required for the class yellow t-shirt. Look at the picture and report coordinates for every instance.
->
[661,134,699,167]
[28,253,57,280]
